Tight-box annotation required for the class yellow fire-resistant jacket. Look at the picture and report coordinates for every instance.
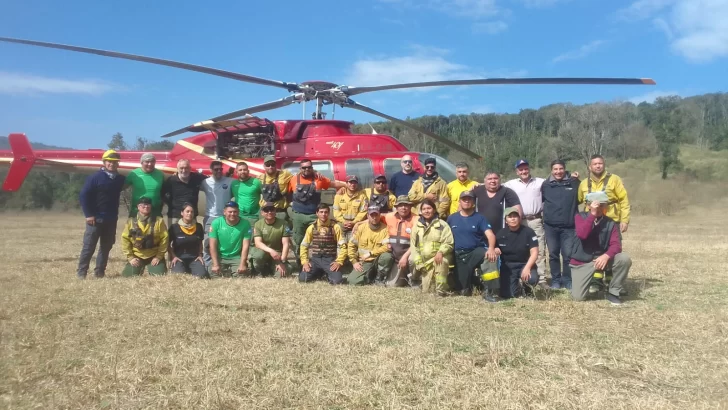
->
[410,216,454,270]
[299,219,347,265]
[257,169,293,209]
[446,179,478,215]
[363,188,396,212]
[408,176,450,217]
[348,222,390,263]
[333,189,368,224]
[121,216,169,261]
[577,172,631,224]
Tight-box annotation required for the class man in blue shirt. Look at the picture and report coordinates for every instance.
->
[76,150,127,279]
[389,155,420,197]
[447,191,499,301]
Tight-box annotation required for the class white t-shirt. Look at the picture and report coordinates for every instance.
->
[201,176,233,218]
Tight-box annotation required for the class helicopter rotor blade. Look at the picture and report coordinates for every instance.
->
[343,77,656,96]
[344,99,482,160]
[0,36,300,92]
[160,95,301,138]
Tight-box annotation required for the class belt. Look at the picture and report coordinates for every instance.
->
[524,212,543,221]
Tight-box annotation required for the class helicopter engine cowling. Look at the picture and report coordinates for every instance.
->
[217,131,275,159]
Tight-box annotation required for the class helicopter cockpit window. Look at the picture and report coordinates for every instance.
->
[418,153,457,183]
[345,159,374,188]
[282,161,334,181]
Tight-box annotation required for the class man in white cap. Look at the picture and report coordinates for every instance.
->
[569,191,632,305]
[124,152,165,217]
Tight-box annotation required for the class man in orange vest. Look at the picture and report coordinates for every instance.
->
[383,195,417,286]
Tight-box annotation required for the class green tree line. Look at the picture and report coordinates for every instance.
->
[1,92,726,210]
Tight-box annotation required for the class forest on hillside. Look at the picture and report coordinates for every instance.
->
[0,92,726,210]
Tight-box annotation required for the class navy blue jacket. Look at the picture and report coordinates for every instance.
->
[79,169,126,221]
[541,174,580,228]
[389,171,420,197]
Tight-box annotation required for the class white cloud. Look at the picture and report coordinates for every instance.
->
[0,72,120,96]
[472,21,508,34]
[628,90,680,104]
[552,40,606,63]
[617,0,728,62]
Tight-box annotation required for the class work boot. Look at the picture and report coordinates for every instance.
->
[606,293,623,305]
[460,288,473,297]
[482,289,498,303]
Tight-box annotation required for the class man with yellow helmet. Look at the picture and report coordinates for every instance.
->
[76,150,126,279]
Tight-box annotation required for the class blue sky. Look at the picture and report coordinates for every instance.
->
[0,0,726,149]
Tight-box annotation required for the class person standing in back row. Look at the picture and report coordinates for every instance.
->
[409,157,450,217]
[503,159,547,282]
[77,149,126,279]
[473,171,522,233]
[541,160,580,289]
[258,155,293,224]
[446,162,478,215]
[125,153,165,218]
[389,154,420,197]
[578,155,630,233]
[231,162,262,227]
[162,159,206,227]
[201,161,233,266]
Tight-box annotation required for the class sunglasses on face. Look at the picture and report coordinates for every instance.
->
[425,165,436,169]
[402,160,412,164]
[301,166,312,170]
[375,181,386,184]
[263,208,277,213]
[265,163,276,167]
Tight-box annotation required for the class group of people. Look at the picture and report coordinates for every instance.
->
[76,149,633,304]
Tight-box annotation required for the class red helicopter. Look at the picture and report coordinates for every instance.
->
[0,37,656,191]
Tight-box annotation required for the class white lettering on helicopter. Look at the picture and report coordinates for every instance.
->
[326,141,344,150]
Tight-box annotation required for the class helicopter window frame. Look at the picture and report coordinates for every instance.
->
[282,160,335,181]
[383,158,403,182]
[345,159,374,188]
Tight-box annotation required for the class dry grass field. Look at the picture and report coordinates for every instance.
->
[1,205,727,409]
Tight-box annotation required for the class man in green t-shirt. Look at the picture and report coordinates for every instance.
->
[208,201,252,278]
[231,162,262,227]
[125,153,165,217]
[249,202,294,278]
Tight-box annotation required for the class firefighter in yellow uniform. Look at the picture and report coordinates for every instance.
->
[577,154,631,233]
[333,175,369,242]
[299,204,348,284]
[120,197,169,276]
[348,205,393,286]
[409,199,454,295]
[363,174,397,213]
[258,155,294,223]
[408,157,450,218]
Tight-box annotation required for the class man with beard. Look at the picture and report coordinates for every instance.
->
[231,162,263,227]
[258,155,293,224]
[201,161,234,266]
[408,157,450,217]
[348,205,393,286]
[249,202,293,278]
[299,204,348,285]
[364,174,396,214]
[333,175,369,243]
[578,155,631,234]
[389,154,420,198]
[446,162,478,215]
[447,191,499,301]
[289,159,345,261]
[162,159,206,227]
[120,197,169,276]
[208,201,252,278]
[541,160,580,289]
[473,171,522,233]
[125,153,165,218]
[77,150,126,279]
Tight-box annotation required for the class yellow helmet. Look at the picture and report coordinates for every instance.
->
[102,149,121,161]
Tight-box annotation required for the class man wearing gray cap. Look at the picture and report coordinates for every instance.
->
[124,152,165,217]
[347,205,393,285]
[569,191,632,305]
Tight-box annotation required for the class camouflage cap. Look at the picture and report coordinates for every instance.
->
[395,195,413,206]
[585,191,609,204]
